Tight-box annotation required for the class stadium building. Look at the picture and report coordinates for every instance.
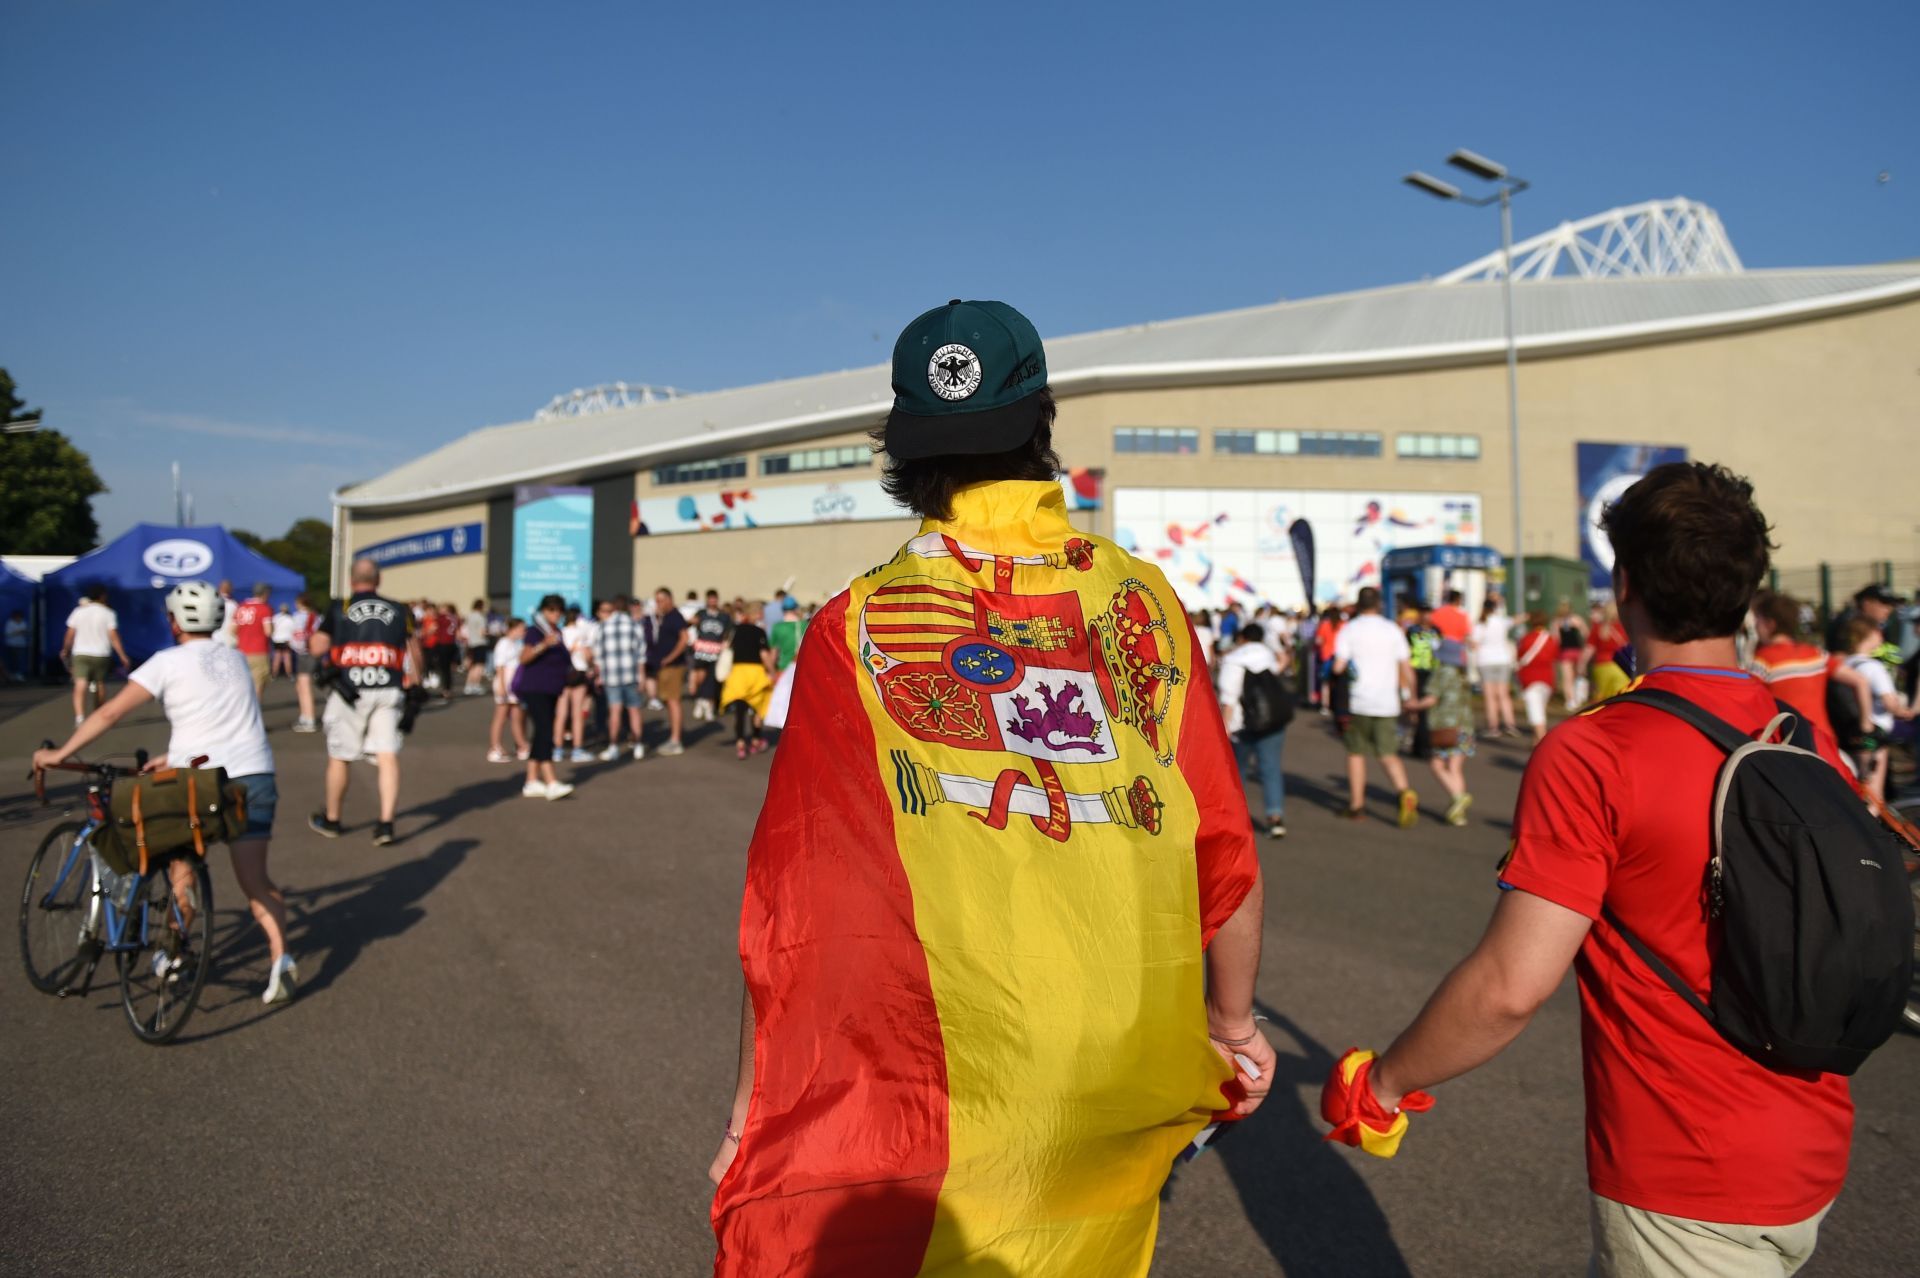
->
[332,200,1920,615]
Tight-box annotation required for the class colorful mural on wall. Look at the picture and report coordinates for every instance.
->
[1112,487,1481,610]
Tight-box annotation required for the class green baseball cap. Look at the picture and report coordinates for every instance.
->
[883,299,1049,460]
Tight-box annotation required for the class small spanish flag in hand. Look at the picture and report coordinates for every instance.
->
[1321,1048,1435,1158]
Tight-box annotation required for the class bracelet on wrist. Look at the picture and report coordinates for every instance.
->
[723,1125,743,1144]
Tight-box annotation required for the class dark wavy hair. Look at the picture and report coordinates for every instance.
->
[1599,462,1774,643]
[872,388,1060,521]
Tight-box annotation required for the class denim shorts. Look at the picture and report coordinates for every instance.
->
[234,772,277,839]
[605,683,642,710]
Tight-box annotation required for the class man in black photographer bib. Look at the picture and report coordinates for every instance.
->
[308,558,423,847]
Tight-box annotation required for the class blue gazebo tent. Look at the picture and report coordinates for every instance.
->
[41,524,304,667]
[1380,544,1507,618]
[0,561,38,676]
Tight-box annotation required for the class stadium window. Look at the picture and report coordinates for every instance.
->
[653,455,748,485]
[1116,427,1200,454]
[1214,428,1380,457]
[1395,432,1480,460]
[760,444,870,476]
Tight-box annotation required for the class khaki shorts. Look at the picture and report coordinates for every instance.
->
[246,652,270,695]
[654,664,686,700]
[71,654,112,686]
[323,688,405,761]
[1588,1194,1831,1278]
[1343,714,1399,759]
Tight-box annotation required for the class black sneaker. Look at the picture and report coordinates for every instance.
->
[371,821,396,847]
[308,813,342,838]
[1267,819,1287,840]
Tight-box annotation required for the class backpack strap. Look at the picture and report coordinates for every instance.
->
[1600,905,1717,1027]
[1609,687,1753,755]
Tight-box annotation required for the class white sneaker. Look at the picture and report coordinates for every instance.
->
[569,748,594,763]
[632,743,646,761]
[658,740,685,757]
[75,715,85,727]
[646,698,665,711]
[522,782,548,798]
[598,745,623,762]
[292,718,318,734]
[515,748,530,761]
[263,954,298,1005]
[545,781,574,801]
[487,749,511,763]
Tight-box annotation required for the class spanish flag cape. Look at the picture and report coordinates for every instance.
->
[712,481,1258,1276]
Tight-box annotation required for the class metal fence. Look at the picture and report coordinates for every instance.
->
[1768,561,1920,627]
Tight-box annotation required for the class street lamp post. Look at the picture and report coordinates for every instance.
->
[1405,150,1530,613]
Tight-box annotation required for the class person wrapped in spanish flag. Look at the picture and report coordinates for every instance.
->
[709,301,1272,1276]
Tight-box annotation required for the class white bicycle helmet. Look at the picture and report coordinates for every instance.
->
[165,580,223,633]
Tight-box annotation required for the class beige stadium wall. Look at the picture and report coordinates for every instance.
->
[335,294,1919,605]
[1051,294,1920,570]
[341,502,488,604]
[632,517,919,606]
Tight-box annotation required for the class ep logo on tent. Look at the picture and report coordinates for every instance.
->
[142,539,215,578]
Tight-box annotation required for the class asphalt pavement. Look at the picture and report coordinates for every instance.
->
[2,677,1915,1277]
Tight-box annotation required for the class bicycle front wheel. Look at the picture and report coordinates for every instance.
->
[19,822,97,996]
[117,856,214,1044]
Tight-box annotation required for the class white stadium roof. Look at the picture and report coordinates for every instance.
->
[339,263,1920,512]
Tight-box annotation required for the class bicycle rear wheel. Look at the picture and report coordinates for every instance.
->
[117,856,214,1044]
[19,822,97,996]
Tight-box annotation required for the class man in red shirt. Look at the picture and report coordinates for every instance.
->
[1427,589,1471,654]
[231,582,275,697]
[1345,463,1854,1276]
[1748,590,1870,744]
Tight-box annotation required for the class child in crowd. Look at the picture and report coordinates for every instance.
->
[1844,618,1914,802]
[488,619,530,763]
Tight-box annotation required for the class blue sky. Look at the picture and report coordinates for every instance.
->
[6,1,1915,542]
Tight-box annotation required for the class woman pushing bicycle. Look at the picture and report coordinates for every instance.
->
[32,580,298,1005]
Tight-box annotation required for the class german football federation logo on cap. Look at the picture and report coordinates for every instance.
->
[928,343,983,402]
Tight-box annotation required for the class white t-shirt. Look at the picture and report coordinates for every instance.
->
[1475,613,1516,666]
[1334,613,1412,718]
[128,640,275,778]
[289,608,312,654]
[463,610,488,648]
[563,619,597,672]
[492,635,523,692]
[214,595,238,647]
[270,612,296,644]
[1848,654,1898,733]
[1216,640,1282,735]
[66,602,119,657]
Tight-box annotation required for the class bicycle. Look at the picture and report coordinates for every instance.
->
[19,742,215,1045]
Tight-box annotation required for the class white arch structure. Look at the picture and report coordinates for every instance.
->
[1438,197,1743,283]
[534,382,686,419]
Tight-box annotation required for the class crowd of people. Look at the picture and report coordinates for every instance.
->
[1187,571,1920,847]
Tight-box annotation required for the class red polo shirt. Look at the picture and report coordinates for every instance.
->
[230,599,273,656]
[1499,667,1853,1224]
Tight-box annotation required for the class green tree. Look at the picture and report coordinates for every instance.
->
[0,370,105,554]
[235,516,334,610]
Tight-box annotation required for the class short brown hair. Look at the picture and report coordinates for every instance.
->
[1844,617,1882,652]
[1599,462,1773,643]
[1752,590,1803,640]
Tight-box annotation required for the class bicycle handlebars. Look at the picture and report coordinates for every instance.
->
[30,739,148,804]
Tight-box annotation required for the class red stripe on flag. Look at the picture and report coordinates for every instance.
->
[1174,613,1260,945]
[865,602,974,620]
[712,593,948,1275]
[864,624,970,636]
[876,583,972,603]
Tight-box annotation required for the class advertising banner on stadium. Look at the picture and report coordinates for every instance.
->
[634,478,903,536]
[355,522,483,569]
[1112,487,1480,610]
[1576,442,1688,589]
[512,485,593,618]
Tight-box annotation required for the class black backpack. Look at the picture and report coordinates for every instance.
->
[1604,687,1914,1075]
[1240,667,1295,738]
